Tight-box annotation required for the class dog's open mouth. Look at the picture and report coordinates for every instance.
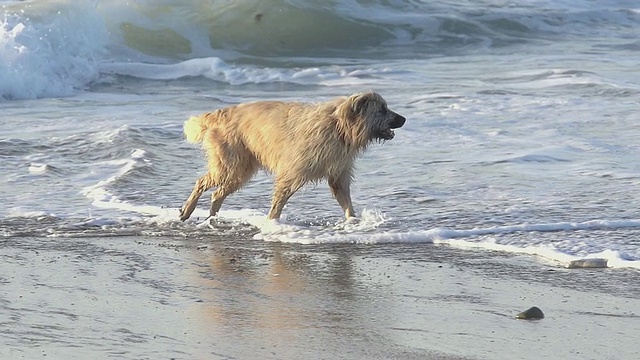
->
[375,114,405,140]
[375,128,395,140]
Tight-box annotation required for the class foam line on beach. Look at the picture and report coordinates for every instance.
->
[253,217,640,268]
[254,217,640,244]
[436,239,640,269]
[75,150,640,268]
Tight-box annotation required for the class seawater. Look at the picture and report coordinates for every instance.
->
[1,0,640,267]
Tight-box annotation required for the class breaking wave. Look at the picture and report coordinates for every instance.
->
[2,0,638,99]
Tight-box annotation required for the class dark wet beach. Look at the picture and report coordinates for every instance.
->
[2,235,639,359]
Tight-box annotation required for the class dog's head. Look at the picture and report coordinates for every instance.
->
[336,91,406,147]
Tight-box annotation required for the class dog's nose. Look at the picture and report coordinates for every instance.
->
[390,114,406,129]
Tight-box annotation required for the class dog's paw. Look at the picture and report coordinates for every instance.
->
[178,208,190,222]
[344,216,360,225]
[179,201,199,222]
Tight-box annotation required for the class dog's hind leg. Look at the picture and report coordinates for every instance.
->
[207,183,238,218]
[329,175,356,219]
[179,173,216,221]
[208,158,259,218]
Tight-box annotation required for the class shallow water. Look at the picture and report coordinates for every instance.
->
[1,2,640,356]
[2,0,640,266]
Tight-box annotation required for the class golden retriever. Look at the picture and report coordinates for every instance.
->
[179,91,405,221]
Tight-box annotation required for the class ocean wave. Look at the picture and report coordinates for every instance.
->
[0,1,108,100]
[100,57,402,86]
[81,148,152,208]
[97,0,640,59]
[2,0,638,100]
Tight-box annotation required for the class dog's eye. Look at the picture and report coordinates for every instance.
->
[381,108,388,115]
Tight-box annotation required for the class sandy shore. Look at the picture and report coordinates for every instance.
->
[1,234,639,359]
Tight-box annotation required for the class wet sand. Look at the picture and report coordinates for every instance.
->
[2,235,639,360]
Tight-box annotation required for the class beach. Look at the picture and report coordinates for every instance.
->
[2,234,639,359]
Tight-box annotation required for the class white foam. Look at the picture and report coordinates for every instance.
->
[0,2,108,99]
[81,148,150,209]
[6,208,56,219]
[429,221,640,269]
[437,239,640,269]
[250,216,640,268]
[28,163,50,175]
[252,209,392,244]
[100,57,393,86]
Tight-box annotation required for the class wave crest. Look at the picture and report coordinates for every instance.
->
[1,2,108,100]
[2,0,638,99]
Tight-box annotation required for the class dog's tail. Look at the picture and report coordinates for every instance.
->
[183,110,223,144]
[183,115,207,144]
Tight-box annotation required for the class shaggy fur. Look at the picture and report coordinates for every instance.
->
[179,91,405,221]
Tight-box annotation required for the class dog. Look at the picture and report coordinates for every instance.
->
[179,91,405,221]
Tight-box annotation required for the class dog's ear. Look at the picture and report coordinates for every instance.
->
[338,92,374,122]
[352,92,372,116]
[335,92,378,148]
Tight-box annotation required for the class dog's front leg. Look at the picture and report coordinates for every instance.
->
[267,178,303,220]
[208,183,242,218]
[329,177,356,219]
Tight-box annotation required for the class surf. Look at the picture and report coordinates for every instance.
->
[3,0,636,100]
[10,127,628,270]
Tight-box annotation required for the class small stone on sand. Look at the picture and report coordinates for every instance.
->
[568,258,608,269]
[516,306,544,320]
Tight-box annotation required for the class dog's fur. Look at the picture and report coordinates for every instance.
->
[179,91,405,221]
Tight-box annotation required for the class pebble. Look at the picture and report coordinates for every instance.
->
[568,258,608,269]
[516,306,544,320]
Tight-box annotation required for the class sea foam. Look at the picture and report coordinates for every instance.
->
[0,2,108,99]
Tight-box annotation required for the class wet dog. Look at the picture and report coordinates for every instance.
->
[179,91,405,221]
